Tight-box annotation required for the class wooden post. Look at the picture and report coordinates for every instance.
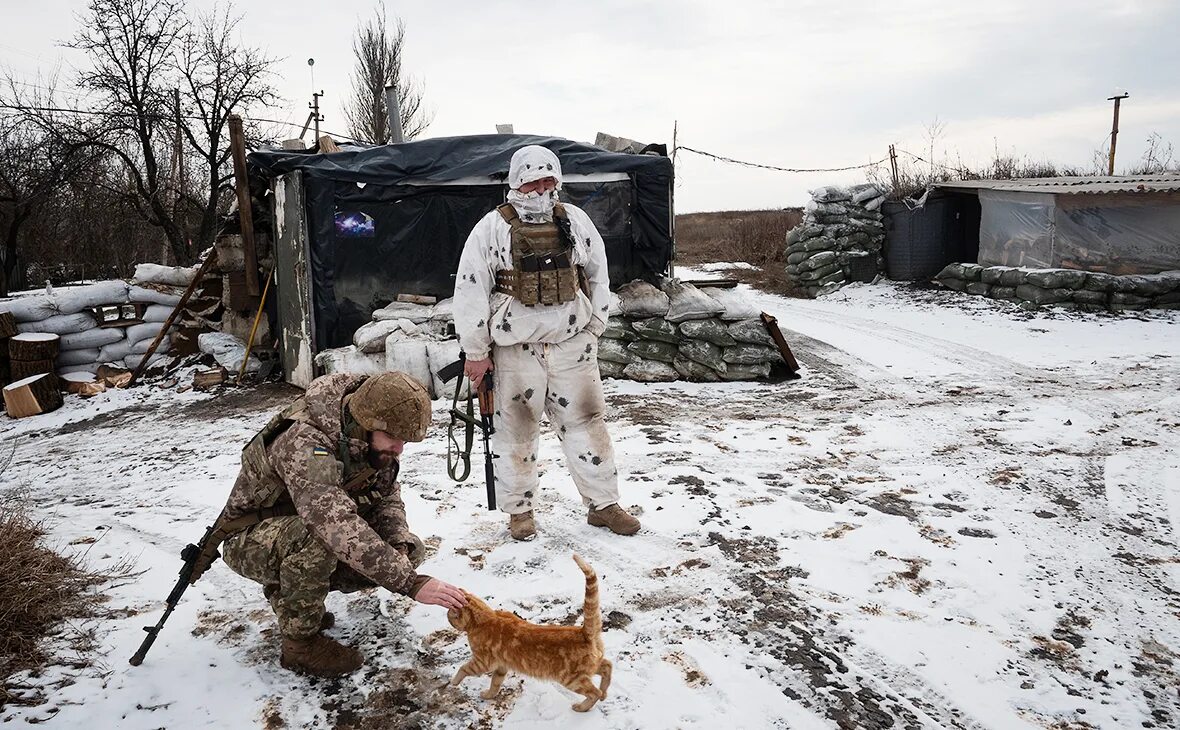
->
[889,145,900,192]
[1107,92,1129,176]
[228,114,260,296]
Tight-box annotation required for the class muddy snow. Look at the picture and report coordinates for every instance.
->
[2,281,1178,729]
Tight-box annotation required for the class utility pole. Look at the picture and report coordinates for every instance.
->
[889,144,900,192]
[1107,89,1129,176]
[384,84,404,143]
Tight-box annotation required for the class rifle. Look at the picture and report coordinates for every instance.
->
[129,524,217,666]
[438,353,497,510]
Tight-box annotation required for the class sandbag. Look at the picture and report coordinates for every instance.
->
[724,344,781,365]
[142,304,173,323]
[384,338,432,393]
[123,353,169,371]
[602,317,638,342]
[16,312,97,335]
[1014,285,1071,305]
[607,291,622,317]
[702,287,760,321]
[727,318,774,346]
[718,361,771,381]
[678,318,737,347]
[616,280,669,318]
[1025,269,1087,290]
[662,280,724,323]
[133,263,199,288]
[58,363,101,376]
[55,281,131,314]
[315,346,386,376]
[130,336,171,355]
[98,339,133,362]
[627,339,679,363]
[372,301,435,323]
[129,284,183,307]
[849,184,884,205]
[56,348,101,367]
[354,318,422,353]
[679,339,727,373]
[630,317,679,344]
[597,359,627,379]
[597,338,637,364]
[126,321,166,343]
[2,294,60,323]
[809,186,850,203]
[59,327,125,351]
[198,332,260,374]
[622,359,679,383]
[430,298,454,321]
[426,339,469,400]
[672,356,721,382]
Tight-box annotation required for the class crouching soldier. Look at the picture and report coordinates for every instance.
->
[214,371,467,677]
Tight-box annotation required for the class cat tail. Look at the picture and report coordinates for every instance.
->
[572,554,602,646]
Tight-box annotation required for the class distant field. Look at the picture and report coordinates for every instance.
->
[673,208,803,293]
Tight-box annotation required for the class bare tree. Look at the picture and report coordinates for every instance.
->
[0,78,101,295]
[345,6,431,144]
[58,0,277,265]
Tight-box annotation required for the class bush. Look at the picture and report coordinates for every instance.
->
[0,499,112,704]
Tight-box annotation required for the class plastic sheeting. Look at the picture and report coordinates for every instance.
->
[251,134,672,350]
[978,190,1180,274]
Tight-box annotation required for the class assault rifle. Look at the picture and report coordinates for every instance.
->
[128,524,217,666]
[438,353,497,510]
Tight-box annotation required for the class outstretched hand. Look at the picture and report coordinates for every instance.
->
[414,578,468,611]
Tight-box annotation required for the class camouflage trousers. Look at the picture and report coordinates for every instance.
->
[222,516,425,639]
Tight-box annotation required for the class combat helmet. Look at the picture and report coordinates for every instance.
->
[348,372,431,441]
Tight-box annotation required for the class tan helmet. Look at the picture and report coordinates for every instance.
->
[349,372,431,441]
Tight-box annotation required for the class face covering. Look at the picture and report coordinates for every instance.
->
[507,187,559,223]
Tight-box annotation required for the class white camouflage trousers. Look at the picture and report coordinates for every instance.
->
[491,329,621,515]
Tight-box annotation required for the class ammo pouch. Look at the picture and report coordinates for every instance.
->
[494,202,582,306]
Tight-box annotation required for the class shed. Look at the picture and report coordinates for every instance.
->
[932,175,1180,275]
[246,134,673,382]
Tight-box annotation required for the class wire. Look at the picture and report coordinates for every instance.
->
[0,102,366,145]
[675,144,886,173]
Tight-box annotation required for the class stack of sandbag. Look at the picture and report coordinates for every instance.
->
[597,279,782,383]
[0,278,186,376]
[934,264,1180,312]
[784,184,887,297]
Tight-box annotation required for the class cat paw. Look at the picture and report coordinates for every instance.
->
[480,689,501,700]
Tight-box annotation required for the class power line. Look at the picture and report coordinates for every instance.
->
[675,144,886,173]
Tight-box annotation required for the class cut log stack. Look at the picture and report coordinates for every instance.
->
[9,332,60,381]
[3,372,63,418]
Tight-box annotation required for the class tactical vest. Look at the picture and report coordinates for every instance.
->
[493,202,585,306]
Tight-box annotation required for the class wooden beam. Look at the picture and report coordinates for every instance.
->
[228,114,260,296]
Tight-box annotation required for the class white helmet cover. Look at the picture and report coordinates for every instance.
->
[508,145,563,190]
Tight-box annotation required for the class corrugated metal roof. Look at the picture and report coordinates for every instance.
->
[932,174,1180,195]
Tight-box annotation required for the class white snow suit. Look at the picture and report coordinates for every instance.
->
[453,146,620,514]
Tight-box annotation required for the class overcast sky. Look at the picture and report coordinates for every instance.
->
[3,0,1179,212]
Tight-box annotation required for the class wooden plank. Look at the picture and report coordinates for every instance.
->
[760,312,801,378]
[228,114,260,296]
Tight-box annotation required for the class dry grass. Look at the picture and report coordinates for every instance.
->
[0,497,115,705]
[674,209,806,296]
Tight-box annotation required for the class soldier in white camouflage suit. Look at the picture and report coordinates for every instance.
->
[453,145,641,541]
[216,371,466,677]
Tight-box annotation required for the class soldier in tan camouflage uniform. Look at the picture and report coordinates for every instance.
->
[216,371,467,677]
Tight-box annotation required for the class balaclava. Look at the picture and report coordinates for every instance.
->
[506,145,563,223]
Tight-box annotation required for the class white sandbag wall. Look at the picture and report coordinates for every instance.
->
[785,184,887,297]
[0,265,197,377]
[315,298,461,399]
[598,279,782,382]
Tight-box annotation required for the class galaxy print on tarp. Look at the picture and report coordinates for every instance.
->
[335,211,375,238]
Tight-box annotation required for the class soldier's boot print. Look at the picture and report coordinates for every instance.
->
[509,510,536,541]
[280,633,362,677]
[587,503,641,536]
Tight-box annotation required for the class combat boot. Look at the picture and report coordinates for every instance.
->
[320,611,335,631]
[587,504,641,536]
[280,633,362,677]
[509,511,536,541]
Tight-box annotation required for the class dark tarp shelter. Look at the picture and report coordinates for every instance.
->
[248,134,673,353]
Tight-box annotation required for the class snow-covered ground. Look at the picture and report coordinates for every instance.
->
[2,281,1178,729]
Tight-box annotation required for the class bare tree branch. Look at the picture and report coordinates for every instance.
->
[344,7,432,144]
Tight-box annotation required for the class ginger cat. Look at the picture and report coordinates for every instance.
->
[447,554,612,712]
